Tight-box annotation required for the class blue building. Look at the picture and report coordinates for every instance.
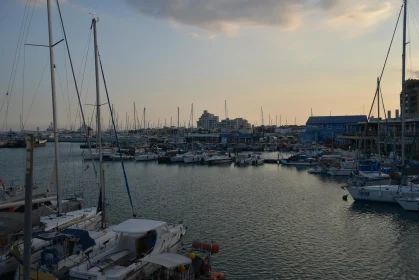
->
[302,115,367,143]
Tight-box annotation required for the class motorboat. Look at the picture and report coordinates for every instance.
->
[183,151,205,163]
[207,156,232,165]
[235,154,252,166]
[69,219,187,280]
[251,154,264,166]
[135,153,158,161]
[281,153,318,166]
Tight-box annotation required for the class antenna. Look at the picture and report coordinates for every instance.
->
[269,114,271,126]
[225,100,229,119]
[261,106,264,126]
[276,115,278,126]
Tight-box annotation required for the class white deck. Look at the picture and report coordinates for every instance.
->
[112,219,167,234]
[142,253,191,269]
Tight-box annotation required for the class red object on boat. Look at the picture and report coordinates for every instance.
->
[192,240,220,254]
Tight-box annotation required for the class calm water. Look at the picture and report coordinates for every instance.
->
[1,143,419,279]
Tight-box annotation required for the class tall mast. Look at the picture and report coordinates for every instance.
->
[92,18,105,228]
[192,103,194,129]
[47,0,62,215]
[143,107,146,132]
[177,107,180,128]
[133,102,136,131]
[377,77,381,156]
[401,0,407,166]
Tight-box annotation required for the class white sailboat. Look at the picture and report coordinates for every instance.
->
[346,0,419,204]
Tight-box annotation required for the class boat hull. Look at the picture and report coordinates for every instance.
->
[135,154,157,161]
[281,160,318,166]
[397,198,419,211]
[346,185,419,203]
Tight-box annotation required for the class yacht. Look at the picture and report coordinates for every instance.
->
[135,153,158,161]
[69,219,187,280]
[183,151,205,163]
[207,155,232,165]
[281,153,318,166]
[251,154,264,166]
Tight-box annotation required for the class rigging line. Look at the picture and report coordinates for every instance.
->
[22,59,49,129]
[379,3,403,81]
[98,51,136,217]
[56,0,98,178]
[61,24,72,130]
[2,0,31,130]
[21,46,25,131]
[55,66,72,128]
[6,0,36,125]
[407,7,412,80]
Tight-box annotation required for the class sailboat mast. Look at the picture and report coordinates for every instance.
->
[143,107,146,132]
[92,18,105,228]
[133,102,136,131]
[401,0,407,166]
[47,0,62,215]
[377,77,381,156]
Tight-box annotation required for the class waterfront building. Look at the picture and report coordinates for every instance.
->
[197,110,219,130]
[340,115,419,156]
[302,115,367,143]
[400,79,419,118]
[217,118,252,132]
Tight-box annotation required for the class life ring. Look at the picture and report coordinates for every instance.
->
[360,187,365,192]
[210,272,225,280]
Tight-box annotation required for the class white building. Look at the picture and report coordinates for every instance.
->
[197,110,219,129]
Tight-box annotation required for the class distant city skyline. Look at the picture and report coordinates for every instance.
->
[0,0,416,131]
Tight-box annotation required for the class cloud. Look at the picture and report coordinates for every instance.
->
[16,0,66,7]
[124,0,396,37]
[329,2,393,27]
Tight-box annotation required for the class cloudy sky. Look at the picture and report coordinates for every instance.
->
[0,0,418,130]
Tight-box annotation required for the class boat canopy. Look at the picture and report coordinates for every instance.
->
[112,219,167,234]
[142,253,191,269]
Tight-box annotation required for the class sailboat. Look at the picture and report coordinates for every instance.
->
[346,0,419,203]
[67,17,186,280]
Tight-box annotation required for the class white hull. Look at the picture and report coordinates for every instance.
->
[397,198,419,211]
[252,159,264,166]
[281,160,318,166]
[109,154,133,161]
[135,154,158,161]
[0,208,101,277]
[327,167,352,176]
[308,166,324,174]
[170,155,184,162]
[183,155,204,163]
[358,171,390,179]
[69,220,187,280]
[346,185,419,203]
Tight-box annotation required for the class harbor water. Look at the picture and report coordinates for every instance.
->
[1,143,419,279]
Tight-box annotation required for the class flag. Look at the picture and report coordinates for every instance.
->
[85,164,90,171]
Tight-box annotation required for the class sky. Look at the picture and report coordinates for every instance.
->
[1,0,419,131]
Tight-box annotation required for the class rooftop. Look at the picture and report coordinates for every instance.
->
[306,115,367,125]
[112,219,167,234]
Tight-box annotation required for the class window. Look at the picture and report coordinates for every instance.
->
[337,124,342,129]
[317,124,323,129]
[327,124,332,129]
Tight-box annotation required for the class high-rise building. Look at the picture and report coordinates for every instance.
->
[400,79,419,118]
[197,110,219,129]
